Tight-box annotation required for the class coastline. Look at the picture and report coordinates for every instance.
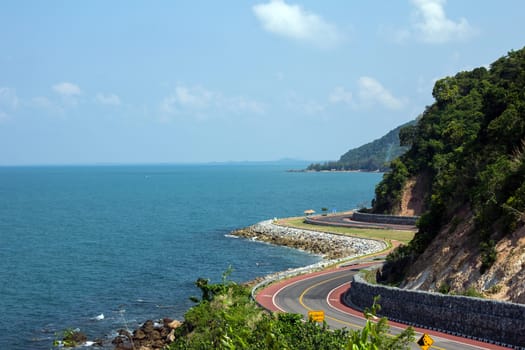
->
[287,169,384,173]
[7,167,382,350]
[231,219,388,306]
[82,218,389,349]
[230,219,387,260]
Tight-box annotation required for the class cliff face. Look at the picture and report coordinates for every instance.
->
[399,202,525,303]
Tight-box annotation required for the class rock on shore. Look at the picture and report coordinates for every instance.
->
[112,318,181,350]
[230,220,386,260]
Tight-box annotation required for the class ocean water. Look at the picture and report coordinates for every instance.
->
[0,164,382,349]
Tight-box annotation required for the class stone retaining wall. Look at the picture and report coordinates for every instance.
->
[345,274,525,348]
[352,212,419,226]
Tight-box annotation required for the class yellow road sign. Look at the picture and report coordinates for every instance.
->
[308,310,325,322]
[417,333,434,350]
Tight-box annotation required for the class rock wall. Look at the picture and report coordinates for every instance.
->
[345,274,525,348]
[352,212,419,226]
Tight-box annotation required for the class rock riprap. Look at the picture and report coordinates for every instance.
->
[231,220,385,260]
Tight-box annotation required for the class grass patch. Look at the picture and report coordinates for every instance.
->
[276,217,415,244]
[361,268,379,284]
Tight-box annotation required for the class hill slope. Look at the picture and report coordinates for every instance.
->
[307,121,414,172]
[373,47,525,303]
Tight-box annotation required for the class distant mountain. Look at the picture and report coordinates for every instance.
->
[306,120,415,172]
[207,159,312,167]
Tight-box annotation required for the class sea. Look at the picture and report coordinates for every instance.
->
[0,163,382,349]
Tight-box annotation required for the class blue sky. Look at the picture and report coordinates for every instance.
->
[1,0,524,165]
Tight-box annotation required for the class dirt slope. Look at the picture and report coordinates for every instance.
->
[396,174,429,216]
[400,205,525,303]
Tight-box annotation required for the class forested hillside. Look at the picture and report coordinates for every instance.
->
[307,121,414,172]
[373,47,525,302]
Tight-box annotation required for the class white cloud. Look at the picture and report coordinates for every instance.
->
[296,100,324,115]
[160,95,178,116]
[174,86,215,109]
[329,86,353,105]
[411,0,474,43]
[223,96,265,115]
[160,86,215,117]
[253,0,342,48]
[52,82,82,96]
[0,87,19,109]
[0,111,9,122]
[30,96,65,116]
[95,93,121,106]
[286,92,325,116]
[0,87,19,121]
[160,85,264,120]
[358,76,404,110]
[32,96,54,109]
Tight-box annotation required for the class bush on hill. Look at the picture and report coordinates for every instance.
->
[374,47,525,283]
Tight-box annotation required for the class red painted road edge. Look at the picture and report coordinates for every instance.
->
[255,264,511,350]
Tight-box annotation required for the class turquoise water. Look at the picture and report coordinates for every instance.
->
[0,164,382,349]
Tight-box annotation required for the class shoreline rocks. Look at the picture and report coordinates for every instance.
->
[112,318,181,350]
[230,219,386,260]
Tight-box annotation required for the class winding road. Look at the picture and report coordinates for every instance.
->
[255,262,511,350]
[305,212,418,231]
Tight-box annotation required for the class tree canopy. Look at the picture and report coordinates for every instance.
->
[373,47,525,282]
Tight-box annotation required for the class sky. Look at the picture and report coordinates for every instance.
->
[1,0,524,165]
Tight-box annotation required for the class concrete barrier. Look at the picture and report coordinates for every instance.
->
[345,274,525,349]
[352,212,419,226]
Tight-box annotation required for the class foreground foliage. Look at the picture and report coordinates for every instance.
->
[373,47,525,282]
[168,275,414,349]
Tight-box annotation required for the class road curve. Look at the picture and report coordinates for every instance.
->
[255,264,511,350]
[305,213,418,231]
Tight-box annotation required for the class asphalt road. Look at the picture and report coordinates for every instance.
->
[260,265,510,350]
[305,213,418,231]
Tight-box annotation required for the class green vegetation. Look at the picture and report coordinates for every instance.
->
[276,217,415,244]
[361,269,379,284]
[53,328,87,348]
[307,121,415,172]
[374,47,525,283]
[486,284,503,295]
[460,287,485,298]
[437,282,451,294]
[169,275,414,349]
[438,283,484,298]
[371,158,410,214]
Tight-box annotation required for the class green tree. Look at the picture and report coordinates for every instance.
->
[374,46,525,282]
